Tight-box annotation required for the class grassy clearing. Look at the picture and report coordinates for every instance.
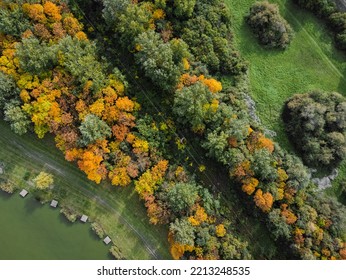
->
[0,120,171,260]
[226,0,346,196]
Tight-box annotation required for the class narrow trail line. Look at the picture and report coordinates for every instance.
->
[0,129,161,260]
[283,1,345,80]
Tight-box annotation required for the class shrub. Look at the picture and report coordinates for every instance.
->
[60,207,78,223]
[246,1,294,49]
[283,91,346,168]
[91,222,105,238]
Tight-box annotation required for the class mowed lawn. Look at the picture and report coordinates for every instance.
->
[226,0,346,195]
[0,120,171,260]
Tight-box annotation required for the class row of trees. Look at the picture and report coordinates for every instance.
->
[0,0,253,260]
[137,164,251,259]
[98,0,346,259]
[293,0,346,50]
[173,72,346,259]
[0,0,159,189]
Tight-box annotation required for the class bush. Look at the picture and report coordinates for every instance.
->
[60,207,78,223]
[246,1,294,49]
[0,178,17,194]
[109,245,124,260]
[91,222,105,238]
[283,91,346,168]
[0,72,20,111]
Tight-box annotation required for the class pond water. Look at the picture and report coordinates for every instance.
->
[0,192,111,260]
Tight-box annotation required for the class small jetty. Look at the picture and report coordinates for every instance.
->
[103,236,111,245]
[50,200,58,208]
[80,215,88,223]
[19,189,28,198]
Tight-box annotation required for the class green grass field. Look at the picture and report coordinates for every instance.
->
[0,120,171,260]
[226,0,346,196]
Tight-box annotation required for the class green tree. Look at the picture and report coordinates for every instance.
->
[284,91,346,167]
[102,0,130,26]
[16,37,58,75]
[220,233,251,260]
[170,218,195,246]
[117,3,153,49]
[173,0,197,18]
[135,30,181,91]
[0,6,31,37]
[4,100,30,135]
[251,149,278,181]
[79,114,111,146]
[246,1,294,49]
[0,72,20,110]
[166,182,199,214]
[268,208,292,240]
[58,36,107,93]
[173,82,216,132]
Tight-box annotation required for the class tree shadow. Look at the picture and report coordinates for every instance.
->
[58,212,74,227]
[23,196,45,215]
[0,190,13,201]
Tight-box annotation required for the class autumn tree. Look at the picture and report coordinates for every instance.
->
[135,160,168,197]
[254,189,273,212]
[241,177,259,195]
[34,171,54,190]
[79,114,112,146]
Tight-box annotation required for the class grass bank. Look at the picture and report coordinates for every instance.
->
[0,120,171,260]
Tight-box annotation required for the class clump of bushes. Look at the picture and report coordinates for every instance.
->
[283,91,346,168]
[109,245,124,260]
[0,178,16,194]
[246,1,294,49]
[60,207,78,223]
[91,222,105,239]
[246,1,293,49]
